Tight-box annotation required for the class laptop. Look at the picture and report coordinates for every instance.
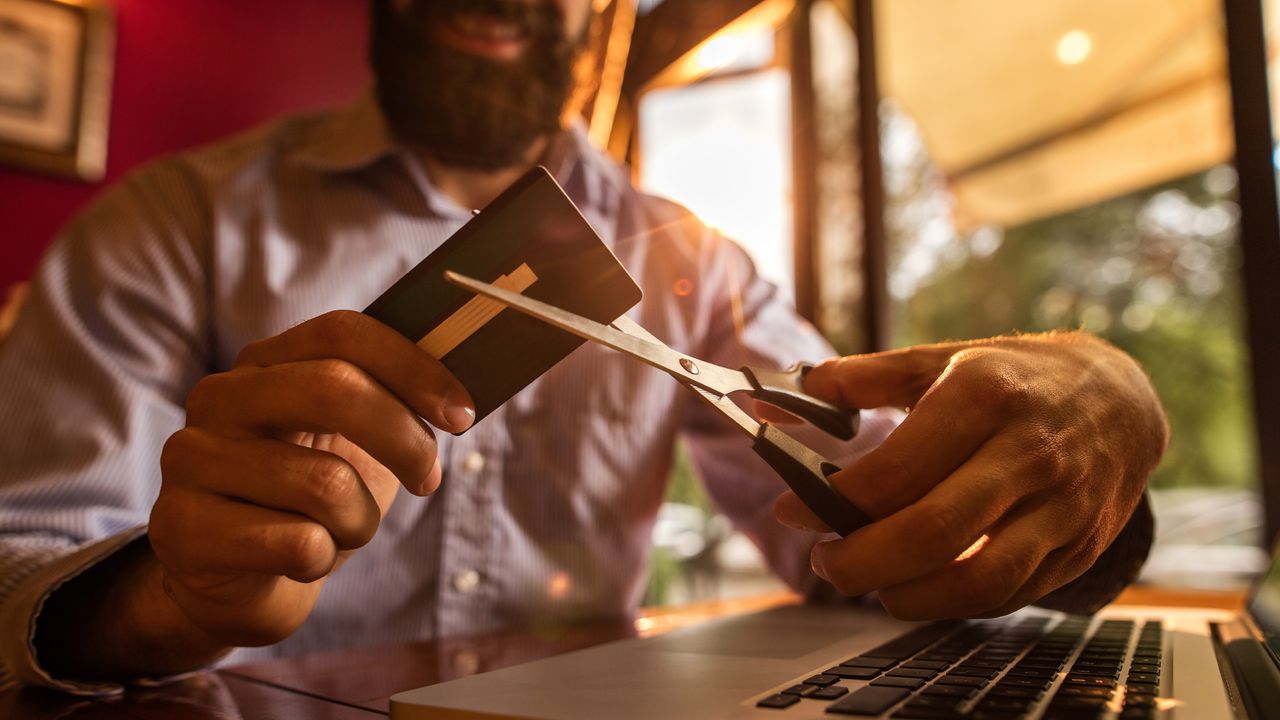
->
[389,545,1280,719]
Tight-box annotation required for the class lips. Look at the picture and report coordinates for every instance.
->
[435,4,537,61]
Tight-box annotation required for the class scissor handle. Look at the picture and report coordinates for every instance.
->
[752,424,872,537]
[742,363,859,441]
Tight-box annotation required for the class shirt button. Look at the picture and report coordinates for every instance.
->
[462,451,485,473]
[453,568,480,593]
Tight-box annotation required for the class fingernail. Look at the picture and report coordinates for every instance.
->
[811,552,829,581]
[443,404,475,432]
[418,456,442,495]
[778,510,807,531]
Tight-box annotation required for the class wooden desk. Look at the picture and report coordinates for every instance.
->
[0,588,1247,719]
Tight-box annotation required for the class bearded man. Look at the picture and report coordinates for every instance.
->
[0,0,1165,694]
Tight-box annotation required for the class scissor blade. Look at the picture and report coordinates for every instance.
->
[685,384,761,439]
[444,271,752,394]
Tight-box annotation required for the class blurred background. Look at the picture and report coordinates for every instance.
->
[1,0,1278,606]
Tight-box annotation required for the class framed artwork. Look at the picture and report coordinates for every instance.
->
[0,0,113,181]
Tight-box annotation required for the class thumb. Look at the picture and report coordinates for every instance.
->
[804,341,985,410]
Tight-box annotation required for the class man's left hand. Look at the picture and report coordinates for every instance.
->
[772,331,1168,619]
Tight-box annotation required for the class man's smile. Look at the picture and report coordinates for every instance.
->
[436,6,534,61]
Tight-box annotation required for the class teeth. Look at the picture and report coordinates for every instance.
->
[453,14,523,42]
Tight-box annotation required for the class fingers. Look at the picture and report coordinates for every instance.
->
[875,505,1072,620]
[806,427,1111,617]
[162,430,384,550]
[186,360,440,494]
[803,420,1075,594]
[789,334,1161,619]
[808,436,1033,598]
[235,310,475,433]
[151,490,339,584]
[773,357,1004,532]
[804,345,961,410]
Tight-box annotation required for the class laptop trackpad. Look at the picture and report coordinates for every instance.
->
[639,605,878,660]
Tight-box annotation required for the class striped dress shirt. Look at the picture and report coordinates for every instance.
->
[0,94,1149,696]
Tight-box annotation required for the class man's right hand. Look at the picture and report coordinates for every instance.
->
[150,310,474,647]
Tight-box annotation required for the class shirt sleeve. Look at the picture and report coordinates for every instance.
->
[0,159,211,695]
[675,227,899,598]
[678,228,1153,611]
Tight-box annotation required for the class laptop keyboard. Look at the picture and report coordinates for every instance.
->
[755,615,1164,719]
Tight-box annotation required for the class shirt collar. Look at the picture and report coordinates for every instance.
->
[287,90,397,173]
[287,90,626,228]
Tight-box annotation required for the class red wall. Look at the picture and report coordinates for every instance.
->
[0,0,371,295]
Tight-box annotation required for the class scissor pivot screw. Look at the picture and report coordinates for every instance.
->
[679,358,700,375]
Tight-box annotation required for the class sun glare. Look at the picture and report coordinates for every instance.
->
[956,534,990,561]
[694,34,748,73]
[639,69,794,298]
[1056,30,1093,66]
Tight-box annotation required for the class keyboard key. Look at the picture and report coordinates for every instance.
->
[828,665,882,680]
[993,675,1050,690]
[1006,667,1057,678]
[922,684,976,698]
[1129,664,1160,675]
[1127,673,1159,685]
[809,686,850,701]
[975,648,1021,657]
[1016,659,1064,670]
[1063,675,1115,688]
[826,685,911,715]
[844,656,898,669]
[805,674,840,687]
[1068,667,1118,679]
[1050,696,1109,709]
[1045,706,1105,719]
[757,693,800,709]
[782,684,819,696]
[891,708,965,719]
[904,696,964,710]
[1124,694,1156,708]
[976,697,1035,712]
[948,667,997,679]
[984,685,1043,699]
[903,660,950,670]
[861,623,961,660]
[1125,682,1159,695]
[872,676,927,690]
[934,675,988,687]
[1056,686,1113,698]
[974,702,1035,719]
[887,668,938,679]
[1072,659,1121,669]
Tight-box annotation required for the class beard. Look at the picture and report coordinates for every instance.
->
[370,0,581,170]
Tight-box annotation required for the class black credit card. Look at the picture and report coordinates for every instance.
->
[364,166,643,427]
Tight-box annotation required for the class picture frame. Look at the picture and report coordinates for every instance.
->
[0,0,114,181]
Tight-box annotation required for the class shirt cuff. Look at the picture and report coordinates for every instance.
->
[0,526,146,697]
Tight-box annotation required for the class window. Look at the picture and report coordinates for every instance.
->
[860,0,1266,587]
[632,3,798,605]
[629,0,1274,604]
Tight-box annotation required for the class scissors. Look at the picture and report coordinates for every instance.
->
[444,271,874,537]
